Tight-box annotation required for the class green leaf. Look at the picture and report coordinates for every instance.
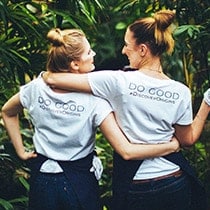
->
[0,198,14,210]
[115,22,127,30]
[18,176,30,191]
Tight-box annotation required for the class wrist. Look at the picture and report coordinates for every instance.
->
[170,141,180,152]
[16,147,25,157]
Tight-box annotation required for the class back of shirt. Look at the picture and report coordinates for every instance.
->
[19,74,112,161]
[88,70,193,179]
[88,70,192,143]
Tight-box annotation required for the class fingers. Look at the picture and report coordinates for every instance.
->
[20,151,37,160]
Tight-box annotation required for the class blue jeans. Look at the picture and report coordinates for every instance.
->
[28,172,83,210]
[126,172,191,210]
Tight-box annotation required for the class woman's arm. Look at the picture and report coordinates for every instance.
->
[44,72,210,148]
[99,112,179,160]
[174,100,210,147]
[43,71,91,93]
[1,93,37,160]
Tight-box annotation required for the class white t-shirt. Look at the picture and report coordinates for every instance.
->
[19,74,112,172]
[88,70,193,179]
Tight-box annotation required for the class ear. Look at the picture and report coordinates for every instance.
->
[138,44,148,56]
[70,61,80,71]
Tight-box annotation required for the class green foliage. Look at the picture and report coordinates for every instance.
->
[95,131,113,208]
[0,198,14,210]
[0,196,29,210]
[0,146,30,210]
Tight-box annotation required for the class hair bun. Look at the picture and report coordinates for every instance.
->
[47,28,64,46]
[154,10,175,31]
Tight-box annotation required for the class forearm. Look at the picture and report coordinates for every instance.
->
[192,100,210,143]
[2,114,25,157]
[1,93,37,160]
[119,140,179,160]
[174,100,210,146]
[192,88,210,143]
[100,113,179,160]
[43,71,92,93]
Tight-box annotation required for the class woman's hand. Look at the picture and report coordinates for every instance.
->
[170,136,180,152]
[18,151,37,160]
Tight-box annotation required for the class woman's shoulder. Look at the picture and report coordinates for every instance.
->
[172,79,190,90]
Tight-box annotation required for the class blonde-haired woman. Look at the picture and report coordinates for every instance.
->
[43,10,209,210]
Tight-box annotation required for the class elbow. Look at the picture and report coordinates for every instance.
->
[42,72,54,86]
[119,150,134,160]
[1,111,7,126]
[180,140,194,147]
[1,108,8,123]
[1,107,6,120]
[177,133,195,147]
[1,106,18,121]
[45,76,54,86]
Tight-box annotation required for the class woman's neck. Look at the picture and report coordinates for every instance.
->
[139,57,162,72]
[138,58,170,80]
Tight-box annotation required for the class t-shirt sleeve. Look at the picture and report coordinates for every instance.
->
[19,73,43,108]
[87,70,119,100]
[93,97,113,126]
[175,87,193,125]
[19,82,34,109]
